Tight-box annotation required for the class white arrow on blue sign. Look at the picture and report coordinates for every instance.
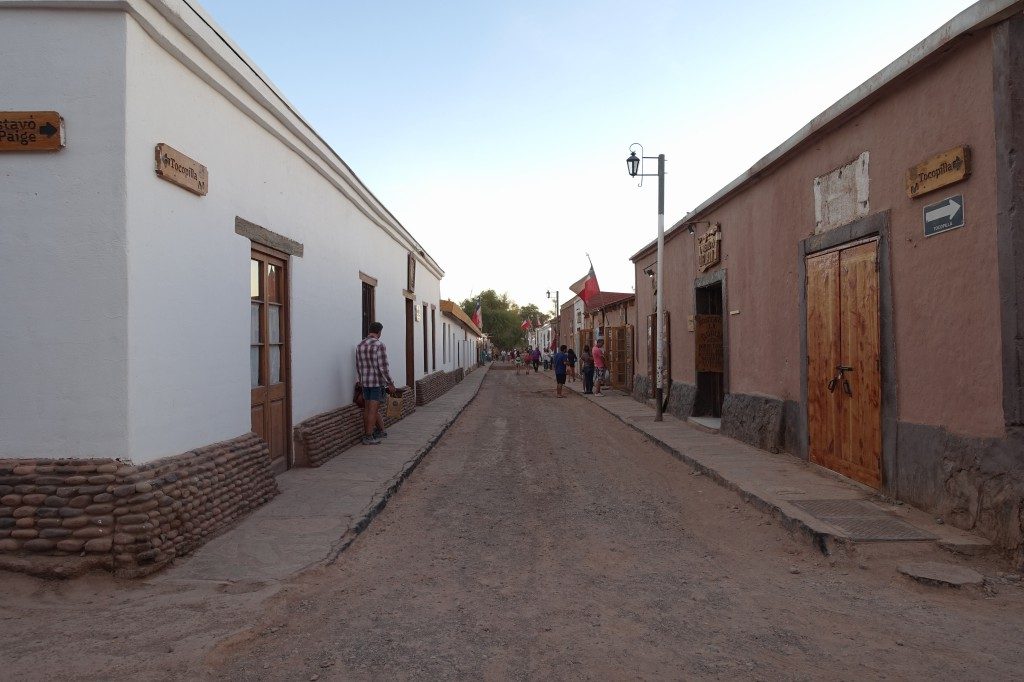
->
[923,194,964,237]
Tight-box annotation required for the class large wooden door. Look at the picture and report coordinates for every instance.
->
[405,298,415,388]
[250,246,291,473]
[806,238,882,488]
[606,325,633,389]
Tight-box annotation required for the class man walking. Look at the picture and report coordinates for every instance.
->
[356,322,396,445]
[553,344,569,398]
[593,337,607,396]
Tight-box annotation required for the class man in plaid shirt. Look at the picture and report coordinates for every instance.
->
[356,322,396,445]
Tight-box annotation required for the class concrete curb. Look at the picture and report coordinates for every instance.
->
[324,365,491,566]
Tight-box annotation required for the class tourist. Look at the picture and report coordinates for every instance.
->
[553,344,569,398]
[355,321,396,444]
[531,347,541,372]
[580,344,595,394]
[566,347,578,383]
[593,337,607,396]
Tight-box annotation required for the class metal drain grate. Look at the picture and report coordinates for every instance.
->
[788,499,936,541]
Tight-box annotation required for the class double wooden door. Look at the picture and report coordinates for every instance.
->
[605,325,633,390]
[806,238,882,488]
[250,246,291,473]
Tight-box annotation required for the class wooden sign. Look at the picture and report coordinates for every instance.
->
[0,111,64,151]
[906,145,970,198]
[155,143,208,196]
[695,314,723,373]
[407,252,417,292]
[697,223,721,272]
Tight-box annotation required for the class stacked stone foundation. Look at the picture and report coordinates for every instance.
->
[0,432,279,577]
[415,369,465,406]
[294,386,416,467]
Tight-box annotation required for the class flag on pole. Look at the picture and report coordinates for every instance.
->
[569,264,601,305]
[520,319,532,330]
[471,301,482,330]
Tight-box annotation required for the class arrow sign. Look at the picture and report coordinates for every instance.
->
[38,122,58,138]
[923,194,965,237]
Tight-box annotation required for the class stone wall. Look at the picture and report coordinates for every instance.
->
[721,393,786,453]
[293,386,416,468]
[666,381,697,421]
[415,369,465,406]
[897,424,1024,567]
[632,374,651,402]
[0,432,278,577]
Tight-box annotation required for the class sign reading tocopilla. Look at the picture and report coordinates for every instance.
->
[923,194,964,237]
[906,145,970,198]
[0,111,65,151]
[155,143,208,196]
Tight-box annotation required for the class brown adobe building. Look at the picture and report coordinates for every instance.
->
[630,1,1024,561]
[580,292,637,391]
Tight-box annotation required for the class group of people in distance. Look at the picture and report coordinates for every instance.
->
[500,338,609,398]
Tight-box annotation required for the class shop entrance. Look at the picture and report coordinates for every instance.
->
[694,282,724,417]
[250,245,291,473]
[805,238,882,488]
[606,325,634,390]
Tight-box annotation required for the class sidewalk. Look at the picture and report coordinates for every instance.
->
[544,371,989,557]
[153,365,490,585]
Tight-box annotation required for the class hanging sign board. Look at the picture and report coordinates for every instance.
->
[694,314,723,373]
[905,146,970,198]
[697,224,722,272]
[0,111,65,151]
[155,143,208,196]
[923,194,965,237]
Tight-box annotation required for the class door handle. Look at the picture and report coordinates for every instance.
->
[836,365,853,373]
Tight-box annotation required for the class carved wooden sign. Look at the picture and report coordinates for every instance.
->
[694,314,723,373]
[697,223,722,272]
[0,111,65,151]
[906,145,970,198]
[155,143,208,196]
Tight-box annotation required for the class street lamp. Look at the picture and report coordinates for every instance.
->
[546,289,560,350]
[627,142,666,421]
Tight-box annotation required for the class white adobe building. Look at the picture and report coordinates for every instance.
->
[0,0,450,574]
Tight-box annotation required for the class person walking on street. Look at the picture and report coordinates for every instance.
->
[542,348,552,371]
[593,337,607,396]
[566,347,578,382]
[531,347,541,372]
[355,321,396,445]
[553,344,569,398]
[581,344,595,394]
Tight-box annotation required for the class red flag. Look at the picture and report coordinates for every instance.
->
[569,266,601,305]
[471,302,482,329]
[520,319,532,330]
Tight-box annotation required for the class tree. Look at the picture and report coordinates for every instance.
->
[519,304,549,327]
[459,289,528,350]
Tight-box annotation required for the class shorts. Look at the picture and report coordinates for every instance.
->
[362,386,386,402]
[594,368,608,382]
[555,373,567,385]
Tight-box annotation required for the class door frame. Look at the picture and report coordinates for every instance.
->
[692,268,728,415]
[798,211,897,492]
[250,241,293,472]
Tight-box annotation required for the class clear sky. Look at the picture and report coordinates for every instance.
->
[197,0,975,314]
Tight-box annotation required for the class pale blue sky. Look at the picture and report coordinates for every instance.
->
[198,0,976,311]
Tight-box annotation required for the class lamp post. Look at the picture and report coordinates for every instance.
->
[546,289,560,350]
[627,144,666,421]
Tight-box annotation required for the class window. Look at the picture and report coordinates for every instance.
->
[361,282,375,338]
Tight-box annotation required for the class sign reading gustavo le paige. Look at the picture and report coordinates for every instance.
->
[0,111,65,151]
[923,194,964,237]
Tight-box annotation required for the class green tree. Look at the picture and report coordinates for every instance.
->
[459,289,528,350]
[519,304,549,327]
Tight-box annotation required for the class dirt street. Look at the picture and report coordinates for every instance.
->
[4,368,1024,680]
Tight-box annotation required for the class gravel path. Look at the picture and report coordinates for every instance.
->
[208,370,1024,680]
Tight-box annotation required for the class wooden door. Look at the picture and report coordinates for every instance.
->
[250,246,291,473]
[806,239,882,488]
[606,325,633,389]
[405,298,414,388]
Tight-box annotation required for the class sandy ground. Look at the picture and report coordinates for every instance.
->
[3,369,1023,680]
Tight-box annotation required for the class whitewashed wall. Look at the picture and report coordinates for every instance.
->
[0,2,443,464]
[0,10,130,459]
